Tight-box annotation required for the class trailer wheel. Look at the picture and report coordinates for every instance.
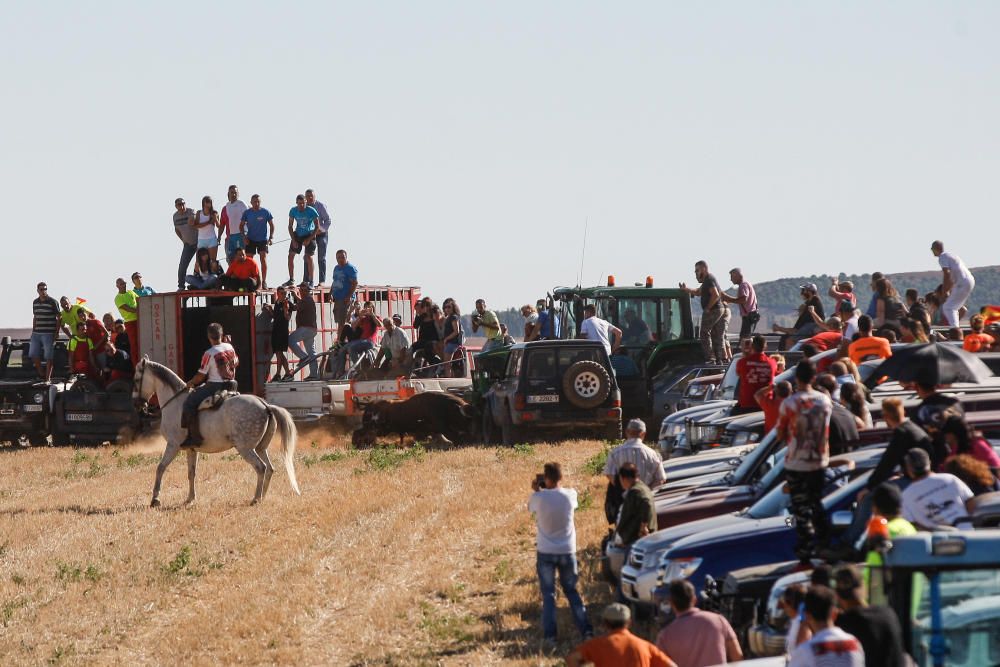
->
[562,361,611,409]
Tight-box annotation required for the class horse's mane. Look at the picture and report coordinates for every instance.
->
[146,360,186,392]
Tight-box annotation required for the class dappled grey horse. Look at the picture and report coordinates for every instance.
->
[133,358,301,507]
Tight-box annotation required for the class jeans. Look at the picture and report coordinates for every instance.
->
[177,243,198,290]
[185,274,220,290]
[316,232,329,283]
[182,381,228,422]
[536,552,593,641]
[288,326,318,376]
[332,339,374,377]
[786,468,829,561]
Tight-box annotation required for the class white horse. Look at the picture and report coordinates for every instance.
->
[132,357,300,507]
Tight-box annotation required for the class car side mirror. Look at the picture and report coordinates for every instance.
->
[831,510,854,529]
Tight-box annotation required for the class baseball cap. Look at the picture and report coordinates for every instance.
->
[799,283,818,293]
[904,447,931,475]
[391,313,402,323]
[602,603,631,624]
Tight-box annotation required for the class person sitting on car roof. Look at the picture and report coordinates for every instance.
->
[847,315,892,365]
[772,283,825,350]
[963,314,996,352]
[901,448,975,530]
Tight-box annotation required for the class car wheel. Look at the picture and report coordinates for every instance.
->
[50,429,71,447]
[26,433,49,446]
[501,407,521,446]
[562,360,611,409]
[603,421,622,442]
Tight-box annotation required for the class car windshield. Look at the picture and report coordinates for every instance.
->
[730,428,777,482]
[907,569,1000,666]
[523,347,604,380]
[618,298,657,346]
[747,452,860,519]
[718,356,741,401]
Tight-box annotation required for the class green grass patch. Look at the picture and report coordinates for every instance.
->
[355,444,425,474]
[1,596,27,627]
[581,442,613,476]
[417,600,475,644]
[302,451,350,468]
[162,544,223,578]
[577,488,595,512]
[63,451,107,479]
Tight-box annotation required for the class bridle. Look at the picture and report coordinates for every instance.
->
[132,358,149,411]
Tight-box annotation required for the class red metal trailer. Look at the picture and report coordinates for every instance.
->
[137,286,421,396]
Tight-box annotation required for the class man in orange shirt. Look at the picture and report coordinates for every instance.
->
[848,315,892,364]
[963,314,995,352]
[221,248,261,292]
[567,604,676,667]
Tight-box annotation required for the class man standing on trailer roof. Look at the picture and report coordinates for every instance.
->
[305,189,332,285]
[219,185,248,263]
[240,194,274,289]
[285,194,320,287]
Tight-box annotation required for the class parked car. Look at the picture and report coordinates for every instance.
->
[481,340,622,445]
[650,363,726,423]
[0,337,68,445]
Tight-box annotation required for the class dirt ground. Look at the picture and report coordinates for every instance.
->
[0,432,623,666]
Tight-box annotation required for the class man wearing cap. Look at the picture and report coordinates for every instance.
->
[602,419,665,524]
[828,277,857,311]
[833,564,907,667]
[567,603,676,667]
[528,462,593,648]
[655,579,742,667]
[932,240,975,337]
[374,314,411,373]
[773,283,825,348]
[173,197,198,291]
[901,448,975,530]
[114,278,139,364]
[721,268,759,339]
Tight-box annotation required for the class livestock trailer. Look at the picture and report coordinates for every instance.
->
[138,286,421,396]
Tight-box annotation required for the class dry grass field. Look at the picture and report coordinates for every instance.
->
[0,432,621,666]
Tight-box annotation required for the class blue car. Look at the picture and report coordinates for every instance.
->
[652,470,874,599]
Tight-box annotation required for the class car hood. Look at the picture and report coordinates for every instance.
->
[666,515,789,557]
[0,379,43,391]
[633,512,748,553]
[655,469,731,496]
[658,484,754,514]
[664,445,752,473]
[661,400,736,426]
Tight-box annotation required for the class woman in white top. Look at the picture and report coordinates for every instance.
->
[195,195,221,260]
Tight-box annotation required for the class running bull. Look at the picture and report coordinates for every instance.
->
[352,392,480,446]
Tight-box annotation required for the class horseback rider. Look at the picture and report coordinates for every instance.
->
[180,323,239,448]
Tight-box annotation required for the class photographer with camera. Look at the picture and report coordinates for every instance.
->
[528,462,594,649]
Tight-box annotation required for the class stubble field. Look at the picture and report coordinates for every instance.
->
[0,433,619,666]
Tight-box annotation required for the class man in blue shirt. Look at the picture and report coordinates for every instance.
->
[305,189,332,285]
[330,249,358,331]
[535,298,561,340]
[284,194,319,287]
[240,194,275,288]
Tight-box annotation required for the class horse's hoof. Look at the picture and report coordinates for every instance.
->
[250,498,260,506]
[150,499,161,508]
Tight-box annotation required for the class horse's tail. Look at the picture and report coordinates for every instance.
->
[268,404,301,495]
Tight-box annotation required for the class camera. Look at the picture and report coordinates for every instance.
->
[535,473,546,488]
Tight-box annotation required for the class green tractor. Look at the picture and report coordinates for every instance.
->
[550,277,703,419]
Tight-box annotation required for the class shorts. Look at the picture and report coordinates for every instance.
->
[225,234,246,258]
[245,239,269,255]
[289,234,316,256]
[29,332,55,361]
[197,237,219,249]
[444,342,462,356]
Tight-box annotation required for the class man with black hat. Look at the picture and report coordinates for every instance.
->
[773,283,825,348]
[901,448,975,530]
[834,564,907,667]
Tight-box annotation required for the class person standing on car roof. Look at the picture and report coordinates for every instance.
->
[173,197,198,291]
[680,260,728,364]
[240,194,275,289]
[527,462,594,649]
[833,564,907,667]
[578,304,622,356]
[734,334,776,415]
[305,189,332,285]
[932,240,975,339]
[114,278,139,365]
[777,360,833,564]
[721,267,759,339]
[284,194,320,287]
[30,283,60,382]
[603,419,665,524]
[219,185,248,263]
[655,579,743,667]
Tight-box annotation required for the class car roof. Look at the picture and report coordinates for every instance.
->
[509,340,607,351]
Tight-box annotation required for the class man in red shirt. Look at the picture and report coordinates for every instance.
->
[734,335,777,414]
[567,604,676,667]
[800,316,844,352]
[77,310,110,368]
[69,321,98,380]
[755,380,793,434]
[221,248,261,292]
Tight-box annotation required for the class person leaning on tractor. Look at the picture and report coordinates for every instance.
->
[180,323,238,449]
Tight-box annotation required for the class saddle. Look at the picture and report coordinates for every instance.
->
[197,381,240,411]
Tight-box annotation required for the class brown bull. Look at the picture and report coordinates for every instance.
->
[352,392,480,447]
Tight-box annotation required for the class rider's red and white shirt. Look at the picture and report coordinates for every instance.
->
[199,343,238,382]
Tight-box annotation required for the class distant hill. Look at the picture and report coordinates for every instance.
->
[751,265,1000,327]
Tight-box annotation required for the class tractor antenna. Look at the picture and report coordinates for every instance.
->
[577,217,588,287]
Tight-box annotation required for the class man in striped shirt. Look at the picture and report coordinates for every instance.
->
[30,282,60,382]
[602,419,666,524]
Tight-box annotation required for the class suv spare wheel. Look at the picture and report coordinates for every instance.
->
[562,360,611,409]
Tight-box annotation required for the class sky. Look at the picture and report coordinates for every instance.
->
[2,1,999,326]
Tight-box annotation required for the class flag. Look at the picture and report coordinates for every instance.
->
[980,305,1000,325]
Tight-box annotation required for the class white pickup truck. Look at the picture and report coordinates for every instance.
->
[265,375,472,429]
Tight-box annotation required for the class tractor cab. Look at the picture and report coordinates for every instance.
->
[551,277,701,418]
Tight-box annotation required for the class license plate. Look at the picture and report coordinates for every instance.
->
[289,408,311,417]
[0,409,14,415]
[527,395,559,404]
[22,405,43,413]
[66,413,93,422]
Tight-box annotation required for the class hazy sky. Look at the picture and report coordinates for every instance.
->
[3,2,999,326]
